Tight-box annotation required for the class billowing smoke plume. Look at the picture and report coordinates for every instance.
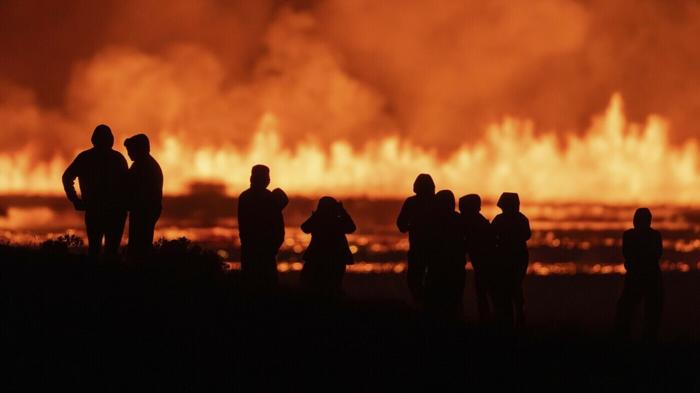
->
[1,0,700,199]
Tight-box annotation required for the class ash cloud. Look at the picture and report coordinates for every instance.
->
[1,0,700,159]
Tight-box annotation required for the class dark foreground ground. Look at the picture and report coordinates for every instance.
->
[1,242,699,392]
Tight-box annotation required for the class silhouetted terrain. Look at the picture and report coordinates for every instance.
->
[1,240,698,391]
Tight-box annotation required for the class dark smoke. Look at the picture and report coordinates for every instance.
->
[1,0,700,158]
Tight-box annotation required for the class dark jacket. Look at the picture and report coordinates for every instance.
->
[301,207,356,266]
[622,228,662,274]
[396,194,435,255]
[62,147,128,211]
[237,187,286,253]
[462,212,496,266]
[492,211,531,273]
[127,155,163,213]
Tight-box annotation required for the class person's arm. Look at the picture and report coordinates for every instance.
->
[301,212,318,234]
[654,230,663,261]
[396,198,412,233]
[520,215,532,242]
[62,156,84,210]
[237,195,250,243]
[622,230,633,271]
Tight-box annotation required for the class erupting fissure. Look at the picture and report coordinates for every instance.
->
[0,94,698,203]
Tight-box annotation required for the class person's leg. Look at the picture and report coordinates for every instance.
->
[473,266,491,321]
[643,274,664,341]
[406,250,426,303]
[85,210,104,258]
[615,274,642,337]
[104,210,126,258]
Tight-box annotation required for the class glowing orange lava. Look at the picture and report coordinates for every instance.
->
[1,94,698,203]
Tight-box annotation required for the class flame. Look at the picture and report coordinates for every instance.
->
[0,94,698,203]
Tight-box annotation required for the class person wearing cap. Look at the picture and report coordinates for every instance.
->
[491,192,531,328]
[62,124,128,259]
[237,165,287,287]
[124,133,163,260]
[615,208,664,340]
[396,174,437,304]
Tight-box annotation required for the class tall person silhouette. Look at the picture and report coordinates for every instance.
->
[492,192,531,328]
[237,165,287,287]
[300,197,356,295]
[425,190,466,317]
[615,208,664,341]
[62,124,128,259]
[459,194,497,322]
[124,134,163,260]
[397,174,436,304]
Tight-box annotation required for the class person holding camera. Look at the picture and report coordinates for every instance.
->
[300,197,356,295]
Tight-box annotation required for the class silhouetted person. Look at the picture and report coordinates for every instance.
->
[492,192,531,328]
[237,165,287,287]
[424,190,466,317]
[124,134,163,260]
[615,208,664,341]
[459,194,497,322]
[300,197,356,295]
[62,124,128,259]
[397,174,436,304]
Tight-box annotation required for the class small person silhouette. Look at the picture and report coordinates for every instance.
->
[237,165,287,287]
[459,194,497,322]
[124,134,163,260]
[300,197,356,295]
[62,124,128,259]
[491,192,531,328]
[397,174,436,304]
[615,208,664,341]
[424,190,466,317]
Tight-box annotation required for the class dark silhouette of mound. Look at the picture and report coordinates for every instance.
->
[1,239,698,392]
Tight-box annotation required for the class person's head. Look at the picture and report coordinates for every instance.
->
[435,189,456,212]
[459,194,481,214]
[124,134,150,161]
[633,207,652,229]
[316,196,339,215]
[413,173,435,197]
[91,124,114,149]
[250,164,270,189]
[497,192,520,213]
[272,188,289,209]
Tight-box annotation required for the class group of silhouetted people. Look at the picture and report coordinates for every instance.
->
[397,175,531,326]
[236,165,356,295]
[62,125,163,262]
[64,124,665,339]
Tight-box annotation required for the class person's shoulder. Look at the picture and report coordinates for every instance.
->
[239,188,252,199]
[623,228,635,237]
[75,148,94,160]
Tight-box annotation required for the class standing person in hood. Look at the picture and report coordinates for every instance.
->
[397,174,437,304]
[424,190,466,317]
[300,196,356,295]
[459,194,497,323]
[615,208,664,341]
[62,124,128,259]
[237,165,287,288]
[124,134,163,260]
[492,192,531,328]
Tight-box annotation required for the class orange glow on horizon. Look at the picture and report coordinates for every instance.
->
[1,94,699,203]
